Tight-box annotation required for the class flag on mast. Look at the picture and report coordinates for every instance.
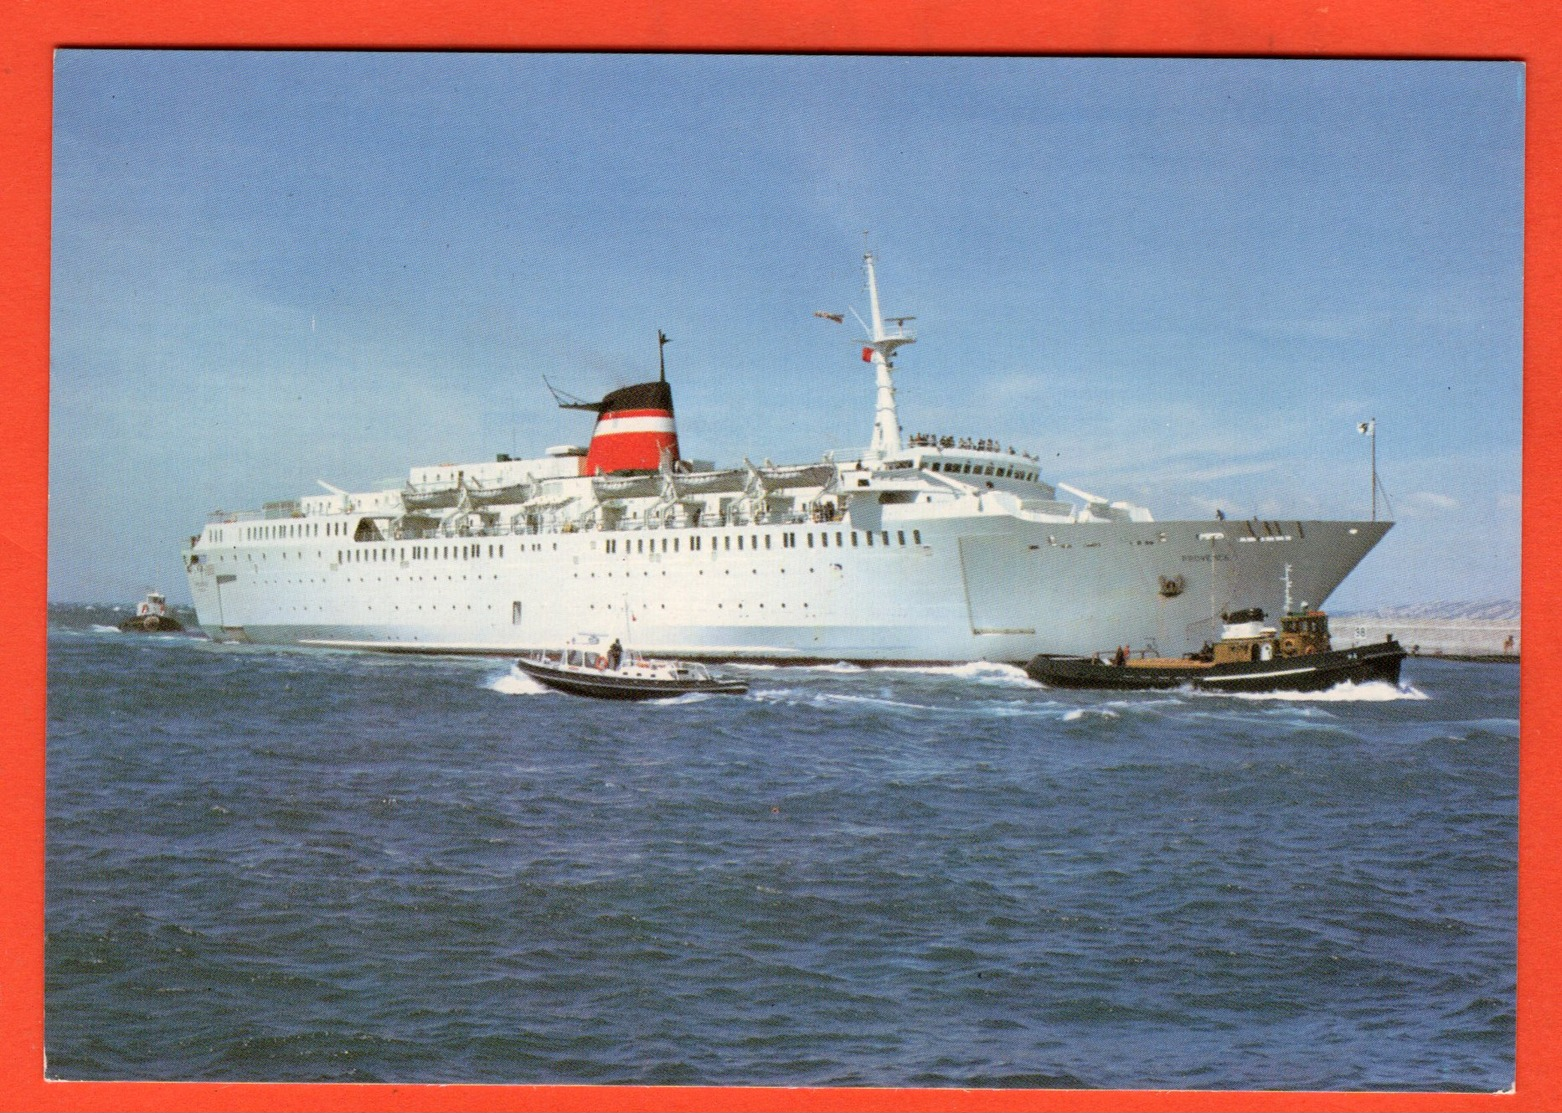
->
[1357,420,1375,435]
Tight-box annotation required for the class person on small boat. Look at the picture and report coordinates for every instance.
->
[607,638,623,671]
[1112,645,1128,667]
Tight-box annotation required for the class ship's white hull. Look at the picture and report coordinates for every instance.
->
[184,514,1389,663]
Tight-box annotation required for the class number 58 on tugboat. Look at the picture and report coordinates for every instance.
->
[1024,568,1406,693]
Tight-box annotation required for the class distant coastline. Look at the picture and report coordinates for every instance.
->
[1333,601,1519,662]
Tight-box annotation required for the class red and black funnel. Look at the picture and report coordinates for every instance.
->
[559,379,680,476]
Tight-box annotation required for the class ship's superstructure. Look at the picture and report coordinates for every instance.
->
[182,255,1390,662]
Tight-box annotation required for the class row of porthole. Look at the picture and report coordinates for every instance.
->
[604,529,922,555]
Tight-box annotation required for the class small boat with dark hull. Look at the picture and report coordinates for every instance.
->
[1025,605,1405,694]
[118,591,184,633]
[516,634,749,700]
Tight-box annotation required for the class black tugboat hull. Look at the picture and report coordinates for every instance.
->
[118,615,185,633]
[1025,640,1406,694]
[514,659,749,700]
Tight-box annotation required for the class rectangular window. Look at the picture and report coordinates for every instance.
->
[673,539,679,552]
[637,539,644,553]
[866,532,873,546]
[807,533,814,548]
[881,532,890,546]
[913,530,921,544]
[512,602,523,625]
[662,538,668,553]
[851,532,859,547]
[820,532,829,548]
[763,535,770,550]
[835,532,843,547]
[724,536,730,551]
[499,545,504,557]
[897,531,906,546]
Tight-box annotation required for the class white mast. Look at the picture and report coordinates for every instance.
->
[860,252,915,459]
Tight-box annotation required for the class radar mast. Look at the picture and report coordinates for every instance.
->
[860,252,915,459]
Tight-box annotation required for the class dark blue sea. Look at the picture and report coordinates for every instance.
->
[45,604,1517,1090]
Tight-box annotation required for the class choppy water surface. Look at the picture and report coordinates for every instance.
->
[46,606,1516,1089]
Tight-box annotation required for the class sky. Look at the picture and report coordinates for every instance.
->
[49,53,1524,608]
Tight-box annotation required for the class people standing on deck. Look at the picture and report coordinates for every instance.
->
[607,638,623,671]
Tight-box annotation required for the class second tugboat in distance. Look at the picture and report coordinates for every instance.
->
[1025,568,1406,693]
[118,591,185,633]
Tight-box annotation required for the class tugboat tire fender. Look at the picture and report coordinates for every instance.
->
[1278,635,1301,657]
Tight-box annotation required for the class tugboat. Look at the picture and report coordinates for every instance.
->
[118,591,184,633]
[515,634,749,700]
[1025,569,1405,694]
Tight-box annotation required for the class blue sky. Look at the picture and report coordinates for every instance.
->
[49,53,1523,607]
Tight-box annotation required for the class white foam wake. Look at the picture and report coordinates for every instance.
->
[1062,707,1120,722]
[885,661,1043,687]
[485,667,552,695]
[1219,680,1428,703]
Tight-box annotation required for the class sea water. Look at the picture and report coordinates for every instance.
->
[45,605,1517,1089]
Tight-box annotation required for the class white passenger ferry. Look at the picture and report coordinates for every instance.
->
[182,255,1390,663]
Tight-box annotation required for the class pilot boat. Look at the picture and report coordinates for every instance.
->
[515,634,749,700]
[1025,569,1405,694]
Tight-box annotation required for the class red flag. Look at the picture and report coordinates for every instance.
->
[861,346,874,362]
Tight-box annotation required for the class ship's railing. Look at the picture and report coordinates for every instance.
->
[903,434,1041,461]
[207,509,272,523]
